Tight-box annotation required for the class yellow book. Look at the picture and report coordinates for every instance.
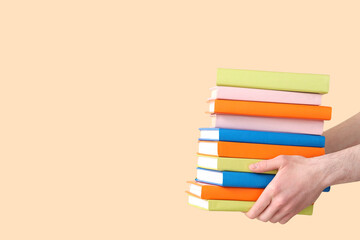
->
[197,154,277,174]
[217,68,329,94]
[188,194,313,215]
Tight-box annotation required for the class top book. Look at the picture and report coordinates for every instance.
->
[217,68,330,94]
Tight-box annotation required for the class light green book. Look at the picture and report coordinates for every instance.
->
[217,68,329,94]
[188,194,313,215]
[197,154,277,174]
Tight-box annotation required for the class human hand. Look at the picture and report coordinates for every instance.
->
[245,155,328,224]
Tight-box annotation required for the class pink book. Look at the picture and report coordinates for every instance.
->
[211,114,324,135]
[209,86,322,105]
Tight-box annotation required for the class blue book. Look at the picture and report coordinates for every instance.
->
[199,128,325,147]
[195,168,330,192]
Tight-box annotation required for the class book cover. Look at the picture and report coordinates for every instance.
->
[217,68,329,94]
[198,140,325,159]
[210,86,322,105]
[208,99,332,120]
[211,114,324,135]
[199,128,325,147]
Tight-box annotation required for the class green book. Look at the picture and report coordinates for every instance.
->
[197,154,277,174]
[217,68,330,94]
[188,194,313,215]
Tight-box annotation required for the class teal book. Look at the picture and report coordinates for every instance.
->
[196,168,331,192]
[217,68,329,94]
[199,128,325,147]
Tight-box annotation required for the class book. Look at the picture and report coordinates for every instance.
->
[198,140,325,159]
[210,86,322,105]
[211,114,324,135]
[187,180,263,201]
[195,168,331,192]
[217,68,329,94]
[199,128,325,147]
[208,99,332,120]
[196,167,275,188]
[197,154,277,174]
[187,194,314,215]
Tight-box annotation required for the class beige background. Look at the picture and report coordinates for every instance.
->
[1,0,360,239]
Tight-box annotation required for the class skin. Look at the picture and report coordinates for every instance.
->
[245,112,360,224]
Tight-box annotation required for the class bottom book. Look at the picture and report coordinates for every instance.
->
[187,194,314,215]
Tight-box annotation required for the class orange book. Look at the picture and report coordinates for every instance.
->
[208,99,332,120]
[186,181,263,201]
[198,140,325,159]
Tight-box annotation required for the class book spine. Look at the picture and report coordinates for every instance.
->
[213,114,324,135]
[209,199,255,212]
[219,129,325,147]
[217,141,325,159]
[214,99,332,120]
[209,199,314,215]
[217,68,329,94]
[215,86,322,105]
[221,171,331,192]
[202,185,263,201]
[222,171,274,188]
[218,157,277,174]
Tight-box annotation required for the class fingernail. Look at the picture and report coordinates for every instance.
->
[249,163,258,170]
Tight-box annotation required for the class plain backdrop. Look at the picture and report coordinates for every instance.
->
[1,0,360,239]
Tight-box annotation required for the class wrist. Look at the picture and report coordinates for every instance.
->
[315,150,348,187]
[307,155,332,189]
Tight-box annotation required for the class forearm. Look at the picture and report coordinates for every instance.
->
[323,112,360,154]
[319,144,360,187]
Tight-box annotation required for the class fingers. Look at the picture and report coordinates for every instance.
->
[256,203,279,222]
[269,207,289,223]
[246,155,305,224]
[249,156,284,173]
[256,193,288,222]
[279,213,296,224]
[245,190,271,219]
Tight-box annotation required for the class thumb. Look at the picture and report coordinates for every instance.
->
[249,156,284,173]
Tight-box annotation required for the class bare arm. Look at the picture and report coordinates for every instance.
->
[322,144,360,186]
[324,112,360,153]
[245,112,360,224]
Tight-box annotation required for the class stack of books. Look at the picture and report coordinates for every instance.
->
[187,69,332,216]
